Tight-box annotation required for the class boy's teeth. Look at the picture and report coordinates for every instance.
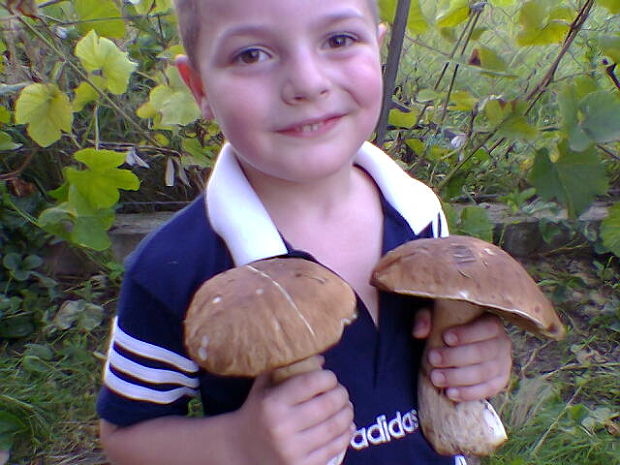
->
[299,123,321,132]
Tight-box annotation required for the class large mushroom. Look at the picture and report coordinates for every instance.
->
[371,235,565,456]
[184,257,357,464]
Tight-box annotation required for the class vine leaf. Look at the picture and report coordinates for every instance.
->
[436,0,469,29]
[133,0,173,15]
[74,0,126,38]
[560,84,620,152]
[529,141,608,218]
[14,83,73,147]
[74,30,137,95]
[66,148,140,209]
[516,0,573,46]
[377,0,429,35]
[0,131,21,150]
[598,35,620,63]
[600,202,620,258]
[72,78,102,112]
[599,0,620,14]
[137,66,200,127]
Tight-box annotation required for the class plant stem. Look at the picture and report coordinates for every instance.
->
[531,385,583,456]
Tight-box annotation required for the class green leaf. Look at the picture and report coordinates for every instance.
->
[577,91,620,145]
[529,141,608,218]
[407,0,429,35]
[600,202,620,257]
[598,34,620,63]
[436,0,469,28]
[74,30,137,95]
[388,108,418,128]
[0,410,26,450]
[471,46,508,72]
[599,0,620,14]
[2,253,21,271]
[516,0,572,46]
[144,66,200,127]
[66,148,139,209]
[0,314,35,338]
[0,105,10,124]
[74,0,126,38]
[449,90,477,111]
[0,131,21,150]
[134,0,173,15]
[72,78,103,112]
[458,206,494,242]
[14,83,73,147]
[560,85,620,152]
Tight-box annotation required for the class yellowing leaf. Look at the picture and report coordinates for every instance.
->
[436,0,469,29]
[14,83,73,147]
[72,76,104,112]
[74,0,125,38]
[74,30,137,95]
[388,108,418,128]
[66,148,139,209]
[517,0,573,46]
[145,66,200,127]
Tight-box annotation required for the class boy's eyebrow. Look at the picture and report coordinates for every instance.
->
[216,8,369,43]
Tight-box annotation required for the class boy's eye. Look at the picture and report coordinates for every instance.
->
[326,34,355,49]
[234,48,269,65]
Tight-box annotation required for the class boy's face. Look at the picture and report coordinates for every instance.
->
[178,0,385,185]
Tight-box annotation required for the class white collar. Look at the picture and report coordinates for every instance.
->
[206,141,445,266]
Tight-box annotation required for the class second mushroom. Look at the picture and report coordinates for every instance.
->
[371,235,565,456]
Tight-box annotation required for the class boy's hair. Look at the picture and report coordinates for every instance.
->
[174,0,379,69]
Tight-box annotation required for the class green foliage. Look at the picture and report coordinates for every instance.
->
[600,202,620,256]
[376,0,619,255]
[38,149,140,250]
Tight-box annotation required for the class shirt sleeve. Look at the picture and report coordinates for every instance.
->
[96,274,200,427]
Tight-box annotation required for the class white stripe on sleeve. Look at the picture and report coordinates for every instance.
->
[108,349,199,388]
[104,367,198,404]
[111,318,199,374]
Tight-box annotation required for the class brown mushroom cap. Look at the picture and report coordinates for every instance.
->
[184,258,357,377]
[371,235,565,340]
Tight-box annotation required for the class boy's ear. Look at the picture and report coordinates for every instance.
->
[175,55,215,120]
[377,23,388,46]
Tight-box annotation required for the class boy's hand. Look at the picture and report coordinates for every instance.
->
[235,364,354,465]
[413,309,512,402]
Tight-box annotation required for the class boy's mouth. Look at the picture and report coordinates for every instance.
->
[278,115,342,137]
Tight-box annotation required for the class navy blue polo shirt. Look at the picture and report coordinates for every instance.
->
[97,142,464,465]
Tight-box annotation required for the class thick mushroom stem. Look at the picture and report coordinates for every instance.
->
[271,355,324,384]
[419,299,507,456]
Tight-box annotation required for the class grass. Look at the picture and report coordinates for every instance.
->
[1,253,618,464]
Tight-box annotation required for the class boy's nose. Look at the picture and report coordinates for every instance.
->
[281,53,331,104]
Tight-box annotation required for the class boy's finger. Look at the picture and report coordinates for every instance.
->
[445,374,509,402]
[412,308,432,339]
[442,313,505,346]
[299,407,355,464]
[272,369,340,405]
[427,336,512,368]
[294,385,352,430]
[429,359,505,388]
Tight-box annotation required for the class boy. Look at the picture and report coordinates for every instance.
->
[97,0,512,463]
